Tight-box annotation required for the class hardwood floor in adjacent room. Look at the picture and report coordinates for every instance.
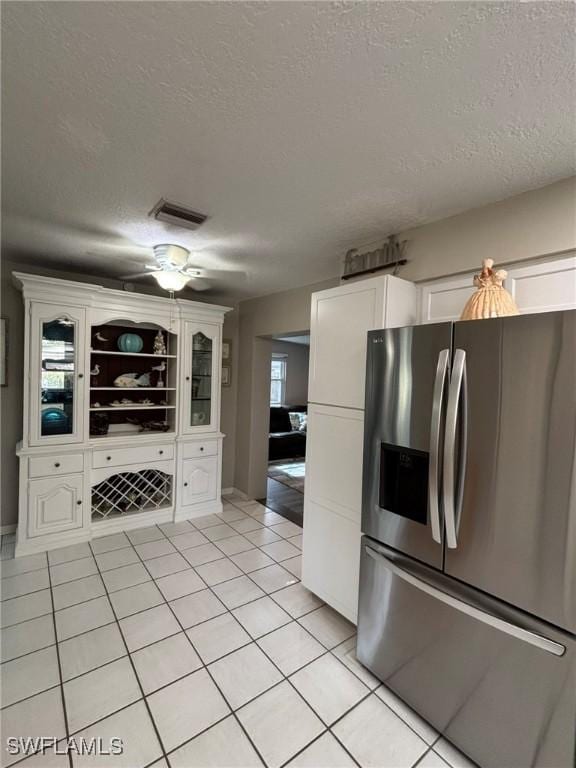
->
[260,477,304,528]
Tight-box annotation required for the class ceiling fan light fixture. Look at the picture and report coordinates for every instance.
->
[153,244,190,269]
[152,270,191,291]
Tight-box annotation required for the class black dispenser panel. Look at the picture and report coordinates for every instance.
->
[379,444,429,525]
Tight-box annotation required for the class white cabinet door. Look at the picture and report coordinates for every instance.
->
[506,256,576,314]
[419,275,476,323]
[302,500,360,625]
[28,474,84,538]
[309,278,385,409]
[181,456,218,506]
[305,404,364,524]
[181,322,221,435]
[309,277,415,409]
[29,303,86,446]
[302,404,364,623]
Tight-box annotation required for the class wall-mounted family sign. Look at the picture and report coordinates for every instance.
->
[342,234,408,280]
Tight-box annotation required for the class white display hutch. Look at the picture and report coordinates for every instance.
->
[14,272,231,557]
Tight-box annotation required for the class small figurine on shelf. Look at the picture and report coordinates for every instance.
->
[113,372,151,387]
[153,330,167,356]
[152,359,166,388]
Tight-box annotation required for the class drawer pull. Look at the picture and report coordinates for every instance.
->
[159,450,164,455]
[77,500,82,505]
[55,462,61,468]
[106,456,111,461]
[200,447,204,452]
[184,482,188,487]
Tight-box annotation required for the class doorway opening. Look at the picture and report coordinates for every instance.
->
[260,333,310,525]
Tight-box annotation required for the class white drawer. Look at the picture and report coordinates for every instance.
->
[29,453,84,478]
[93,443,174,469]
[181,440,218,459]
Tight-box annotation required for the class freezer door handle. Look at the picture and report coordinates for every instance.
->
[429,349,450,544]
[364,542,566,657]
[443,348,468,549]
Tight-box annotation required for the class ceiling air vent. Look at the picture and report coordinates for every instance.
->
[149,199,208,231]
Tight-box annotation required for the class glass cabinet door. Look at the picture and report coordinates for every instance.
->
[184,323,219,434]
[41,319,76,436]
[30,305,85,445]
[190,331,213,428]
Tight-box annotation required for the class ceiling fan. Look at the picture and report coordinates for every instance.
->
[120,244,244,292]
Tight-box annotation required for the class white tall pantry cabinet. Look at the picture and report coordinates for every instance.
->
[302,275,417,623]
[14,272,230,557]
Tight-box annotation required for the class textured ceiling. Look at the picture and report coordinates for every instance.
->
[2,1,575,300]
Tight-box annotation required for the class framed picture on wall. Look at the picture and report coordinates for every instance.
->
[0,318,7,387]
[222,339,232,360]
[222,365,231,387]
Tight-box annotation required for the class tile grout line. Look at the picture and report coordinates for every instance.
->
[123,528,271,768]
[86,538,174,768]
[46,550,74,768]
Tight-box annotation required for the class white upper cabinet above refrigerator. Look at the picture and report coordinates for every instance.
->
[419,254,576,324]
[308,275,417,409]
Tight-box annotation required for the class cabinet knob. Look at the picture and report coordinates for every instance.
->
[55,462,61,468]
[78,373,84,379]
[106,456,111,461]
[159,450,164,455]
[77,500,82,505]
[184,482,188,487]
[200,447,204,452]
[186,376,191,381]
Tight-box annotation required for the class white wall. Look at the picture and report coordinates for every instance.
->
[220,309,239,490]
[234,278,337,499]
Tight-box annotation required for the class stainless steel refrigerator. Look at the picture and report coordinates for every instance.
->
[357,310,576,768]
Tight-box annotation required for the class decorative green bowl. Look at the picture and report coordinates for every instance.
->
[117,333,143,353]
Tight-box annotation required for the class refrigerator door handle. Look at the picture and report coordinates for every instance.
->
[443,348,468,549]
[429,349,450,544]
[364,543,566,657]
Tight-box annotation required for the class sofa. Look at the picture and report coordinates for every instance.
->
[269,406,307,461]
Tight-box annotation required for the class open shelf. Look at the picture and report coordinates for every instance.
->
[90,350,177,358]
[90,405,176,411]
[90,429,175,440]
[90,387,176,391]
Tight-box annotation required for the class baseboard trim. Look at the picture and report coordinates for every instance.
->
[0,524,17,536]
[221,487,249,500]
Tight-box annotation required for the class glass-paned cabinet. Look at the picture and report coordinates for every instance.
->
[183,322,220,433]
[30,304,86,445]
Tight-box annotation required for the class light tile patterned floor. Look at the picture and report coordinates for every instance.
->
[0,495,475,768]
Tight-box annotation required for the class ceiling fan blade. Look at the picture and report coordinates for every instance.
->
[118,271,155,280]
[186,278,212,292]
[183,267,247,281]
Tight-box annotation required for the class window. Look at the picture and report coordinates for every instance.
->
[270,356,287,406]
